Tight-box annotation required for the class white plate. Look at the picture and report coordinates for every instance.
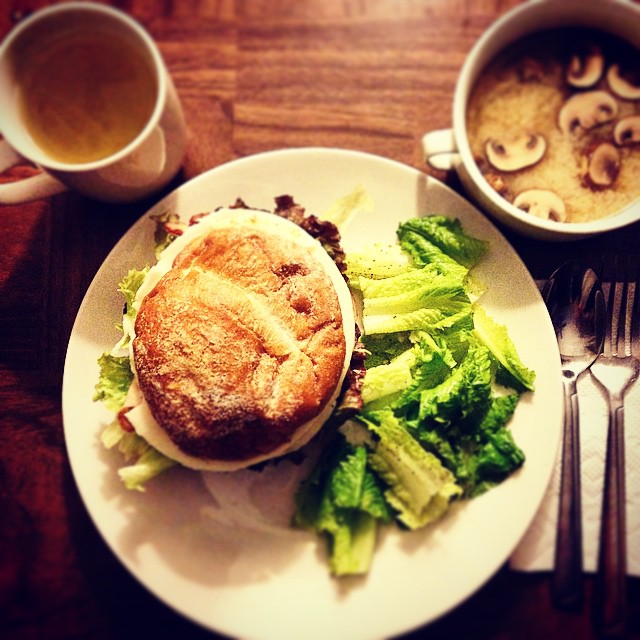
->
[62,148,563,640]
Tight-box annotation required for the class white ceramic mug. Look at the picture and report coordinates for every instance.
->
[0,3,187,204]
[422,0,640,241]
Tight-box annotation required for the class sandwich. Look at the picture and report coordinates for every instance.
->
[109,197,359,473]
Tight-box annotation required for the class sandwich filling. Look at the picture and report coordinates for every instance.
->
[124,207,356,471]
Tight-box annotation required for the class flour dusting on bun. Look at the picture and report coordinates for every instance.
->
[121,201,356,471]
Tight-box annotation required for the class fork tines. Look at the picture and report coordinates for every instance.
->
[598,255,640,359]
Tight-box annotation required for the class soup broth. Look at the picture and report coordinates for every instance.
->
[466,28,640,224]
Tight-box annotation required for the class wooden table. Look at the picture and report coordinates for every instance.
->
[1,1,639,639]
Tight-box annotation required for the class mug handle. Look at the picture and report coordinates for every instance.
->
[422,128,459,171]
[0,139,68,205]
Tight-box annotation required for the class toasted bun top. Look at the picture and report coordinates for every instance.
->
[126,208,355,471]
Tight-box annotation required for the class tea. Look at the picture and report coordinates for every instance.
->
[17,29,157,164]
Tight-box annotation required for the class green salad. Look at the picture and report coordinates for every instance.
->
[293,215,535,576]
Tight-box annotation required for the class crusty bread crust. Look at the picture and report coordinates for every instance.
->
[132,224,346,463]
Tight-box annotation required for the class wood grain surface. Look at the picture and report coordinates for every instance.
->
[1,1,639,639]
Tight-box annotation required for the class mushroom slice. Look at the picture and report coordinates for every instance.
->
[485,132,546,172]
[558,90,618,135]
[607,64,640,100]
[614,115,640,145]
[567,43,604,88]
[585,142,621,188]
[514,189,567,222]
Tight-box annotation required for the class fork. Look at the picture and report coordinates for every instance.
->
[589,255,640,637]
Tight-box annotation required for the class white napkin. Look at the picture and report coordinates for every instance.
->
[510,368,640,576]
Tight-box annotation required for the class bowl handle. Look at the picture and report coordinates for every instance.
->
[422,128,459,171]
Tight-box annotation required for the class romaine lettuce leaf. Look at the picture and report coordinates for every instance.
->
[93,353,133,412]
[358,263,442,298]
[397,228,467,274]
[414,393,524,497]
[101,419,176,491]
[345,242,415,284]
[385,333,453,409]
[112,267,149,351]
[398,216,489,268]
[473,304,536,391]
[327,510,378,576]
[361,409,462,529]
[100,419,138,454]
[361,346,417,406]
[118,267,149,319]
[363,307,473,336]
[417,340,493,431]
[363,281,469,317]
[294,436,391,576]
[361,331,413,368]
[470,393,525,495]
[118,448,177,492]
